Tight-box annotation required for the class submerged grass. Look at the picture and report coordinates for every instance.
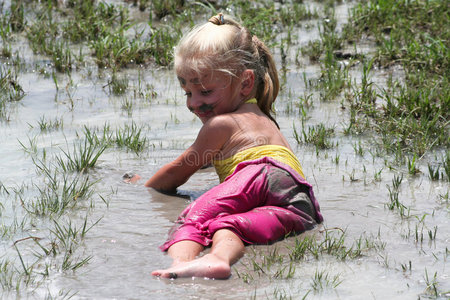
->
[1,139,102,293]
[0,259,17,291]
[293,122,336,150]
[0,65,25,120]
[113,122,149,153]
[385,174,411,219]
[55,139,107,173]
[27,157,96,216]
[310,269,343,293]
[36,115,64,132]
[238,229,386,285]
[83,122,149,154]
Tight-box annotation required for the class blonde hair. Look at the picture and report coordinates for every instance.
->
[174,13,280,126]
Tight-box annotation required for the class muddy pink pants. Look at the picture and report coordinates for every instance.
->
[160,157,323,251]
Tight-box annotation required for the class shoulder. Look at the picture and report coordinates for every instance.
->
[191,114,237,151]
[200,114,237,134]
[192,114,239,152]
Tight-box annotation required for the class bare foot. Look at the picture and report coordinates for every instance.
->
[151,253,231,279]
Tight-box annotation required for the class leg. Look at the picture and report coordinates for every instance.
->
[151,229,244,279]
[167,240,204,266]
[209,228,245,266]
[160,164,269,251]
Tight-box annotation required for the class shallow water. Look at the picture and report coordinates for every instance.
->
[1,1,449,299]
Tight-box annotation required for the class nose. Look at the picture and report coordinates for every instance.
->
[187,96,214,113]
[187,96,202,112]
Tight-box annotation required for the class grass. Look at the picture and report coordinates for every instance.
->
[114,122,149,154]
[131,70,158,101]
[341,0,449,166]
[279,2,318,27]
[21,0,183,70]
[0,0,345,72]
[147,25,181,66]
[0,155,101,293]
[310,269,342,293]
[26,157,96,216]
[315,13,349,102]
[385,174,412,218]
[83,123,149,154]
[36,115,64,132]
[0,11,13,57]
[55,139,107,173]
[1,215,99,293]
[49,217,98,271]
[236,246,297,282]
[9,0,26,33]
[293,122,336,150]
[423,269,439,297]
[298,0,449,177]
[0,259,17,291]
[107,72,129,96]
[0,181,9,195]
[0,116,110,292]
[90,29,151,68]
[0,216,28,240]
[0,65,25,119]
[237,229,386,285]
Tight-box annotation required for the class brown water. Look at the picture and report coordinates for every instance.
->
[1,1,449,299]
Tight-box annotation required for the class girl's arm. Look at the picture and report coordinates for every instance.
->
[143,146,205,191]
[144,117,231,192]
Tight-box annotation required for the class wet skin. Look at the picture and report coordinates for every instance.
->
[149,69,257,278]
[177,71,243,123]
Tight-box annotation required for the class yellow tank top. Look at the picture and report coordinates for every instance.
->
[213,145,305,182]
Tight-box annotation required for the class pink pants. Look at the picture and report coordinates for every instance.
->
[160,157,323,251]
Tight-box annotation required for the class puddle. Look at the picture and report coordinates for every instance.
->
[1,0,449,299]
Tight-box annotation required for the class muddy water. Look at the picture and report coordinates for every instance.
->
[1,1,449,299]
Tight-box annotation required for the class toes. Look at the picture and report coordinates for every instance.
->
[152,270,178,279]
[151,270,162,277]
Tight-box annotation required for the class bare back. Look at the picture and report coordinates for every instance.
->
[212,103,292,161]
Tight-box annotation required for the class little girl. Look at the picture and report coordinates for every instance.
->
[143,13,323,279]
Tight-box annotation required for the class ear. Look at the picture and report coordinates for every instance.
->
[240,69,255,97]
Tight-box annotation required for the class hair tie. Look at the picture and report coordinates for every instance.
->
[208,13,225,25]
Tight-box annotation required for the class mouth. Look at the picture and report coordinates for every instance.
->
[198,103,214,112]
[195,110,214,119]
[190,103,214,118]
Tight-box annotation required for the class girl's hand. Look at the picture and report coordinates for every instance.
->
[123,172,142,184]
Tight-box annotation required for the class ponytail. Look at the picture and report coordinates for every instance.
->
[252,35,280,128]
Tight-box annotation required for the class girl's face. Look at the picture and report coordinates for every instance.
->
[177,70,243,123]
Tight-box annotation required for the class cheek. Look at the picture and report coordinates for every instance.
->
[186,98,193,110]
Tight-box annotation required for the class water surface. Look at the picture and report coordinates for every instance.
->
[1,1,449,299]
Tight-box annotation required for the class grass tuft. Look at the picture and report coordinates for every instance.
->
[294,122,336,150]
[55,139,107,173]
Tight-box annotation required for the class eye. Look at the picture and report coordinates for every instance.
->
[201,90,212,96]
[184,91,192,97]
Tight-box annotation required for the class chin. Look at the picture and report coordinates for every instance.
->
[196,112,214,123]
[199,116,210,123]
